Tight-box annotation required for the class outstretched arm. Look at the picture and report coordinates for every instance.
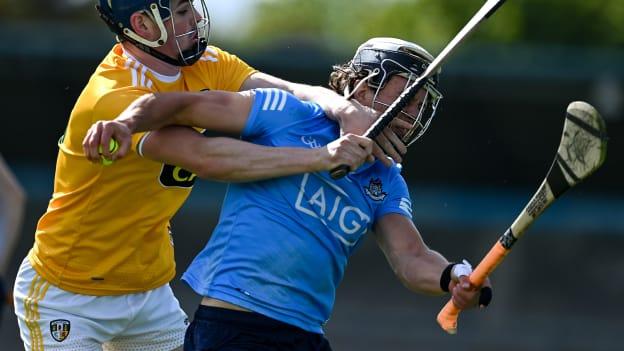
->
[242,72,408,165]
[138,126,372,182]
[83,89,252,162]
[82,90,375,182]
[374,214,489,309]
[82,90,252,163]
[119,90,254,135]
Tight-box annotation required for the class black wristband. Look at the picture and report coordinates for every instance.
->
[439,262,457,293]
[479,286,493,307]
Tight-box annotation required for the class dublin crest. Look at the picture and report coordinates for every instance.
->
[50,319,70,342]
[364,178,387,201]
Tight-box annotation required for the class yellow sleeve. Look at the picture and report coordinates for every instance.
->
[60,88,150,157]
[204,46,257,92]
[94,90,150,152]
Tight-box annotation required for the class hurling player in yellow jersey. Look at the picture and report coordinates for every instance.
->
[12,1,406,351]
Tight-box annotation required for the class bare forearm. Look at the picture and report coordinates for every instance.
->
[392,249,449,296]
[120,93,189,132]
[199,139,325,182]
[121,91,250,134]
[376,215,449,295]
[145,131,327,182]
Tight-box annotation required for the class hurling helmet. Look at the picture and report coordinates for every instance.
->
[351,37,443,146]
[96,0,210,66]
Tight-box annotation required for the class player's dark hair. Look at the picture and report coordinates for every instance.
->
[328,62,368,96]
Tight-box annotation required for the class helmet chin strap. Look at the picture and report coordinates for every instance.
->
[131,38,208,67]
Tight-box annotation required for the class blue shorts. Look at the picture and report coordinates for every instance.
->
[184,305,332,351]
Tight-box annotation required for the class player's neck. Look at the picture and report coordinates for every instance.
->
[122,42,181,77]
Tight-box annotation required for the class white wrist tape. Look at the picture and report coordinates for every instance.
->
[451,259,473,280]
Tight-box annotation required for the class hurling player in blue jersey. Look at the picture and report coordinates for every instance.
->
[86,37,492,351]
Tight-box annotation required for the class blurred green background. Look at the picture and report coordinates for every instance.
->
[1,1,623,350]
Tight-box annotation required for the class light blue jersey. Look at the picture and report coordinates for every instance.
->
[182,88,413,333]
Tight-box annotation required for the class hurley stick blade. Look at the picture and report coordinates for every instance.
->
[511,101,609,238]
[437,101,608,335]
[556,101,608,187]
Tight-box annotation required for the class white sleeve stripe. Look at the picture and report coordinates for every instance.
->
[134,61,142,87]
[277,90,287,111]
[270,90,281,110]
[140,65,147,87]
[262,89,273,110]
[261,89,289,111]
[139,67,144,87]
[399,198,413,215]
[137,132,152,157]
[130,66,138,87]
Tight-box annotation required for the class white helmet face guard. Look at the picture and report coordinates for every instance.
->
[369,58,443,146]
[170,0,211,65]
[114,0,210,66]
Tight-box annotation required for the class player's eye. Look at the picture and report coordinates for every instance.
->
[176,4,192,16]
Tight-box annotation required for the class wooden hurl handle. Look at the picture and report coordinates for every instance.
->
[437,241,509,334]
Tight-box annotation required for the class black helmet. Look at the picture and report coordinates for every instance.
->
[350,37,443,146]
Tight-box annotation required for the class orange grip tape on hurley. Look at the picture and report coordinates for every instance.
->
[436,241,509,334]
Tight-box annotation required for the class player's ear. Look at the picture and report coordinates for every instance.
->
[352,80,372,105]
[129,12,159,41]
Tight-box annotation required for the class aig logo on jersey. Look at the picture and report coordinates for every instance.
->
[364,178,387,201]
[50,319,70,342]
[295,173,371,247]
[159,164,197,188]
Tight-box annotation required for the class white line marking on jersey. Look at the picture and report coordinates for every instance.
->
[262,89,273,110]
[277,91,288,111]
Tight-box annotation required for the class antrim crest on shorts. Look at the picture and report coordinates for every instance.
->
[364,178,387,201]
[50,319,71,342]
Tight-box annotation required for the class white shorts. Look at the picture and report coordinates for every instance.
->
[13,258,188,351]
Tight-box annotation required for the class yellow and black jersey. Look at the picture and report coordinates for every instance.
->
[29,44,256,296]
